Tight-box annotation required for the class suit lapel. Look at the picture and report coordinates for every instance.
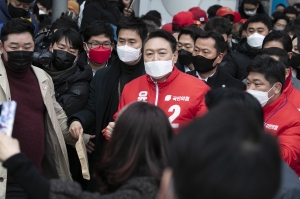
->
[32,66,48,99]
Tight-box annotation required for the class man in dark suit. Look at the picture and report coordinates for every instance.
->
[192,31,245,90]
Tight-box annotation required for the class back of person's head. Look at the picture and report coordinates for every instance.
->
[169,103,281,199]
[195,31,227,54]
[262,31,292,52]
[205,88,263,124]
[146,10,162,21]
[262,47,290,69]
[50,16,79,32]
[207,4,222,18]
[83,21,114,43]
[246,54,286,91]
[178,25,202,42]
[204,17,232,37]
[51,28,83,50]
[284,6,298,15]
[144,29,177,53]
[1,18,35,43]
[97,102,173,193]
[117,16,148,42]
[141,14,161,27]
[246,14,272,31]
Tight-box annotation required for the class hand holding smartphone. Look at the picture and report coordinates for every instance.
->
[0,101,17,137]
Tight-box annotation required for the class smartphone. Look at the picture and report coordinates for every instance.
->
[0,101,17,137]
[128,0,135,8]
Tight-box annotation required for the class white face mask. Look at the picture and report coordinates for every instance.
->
[244,9,257,16]
[273,27,284,31]
[247,85,275,107]
[117,45,141,63]
[247,32,265,49]
[39,10,47,15]
[144,58,174,79]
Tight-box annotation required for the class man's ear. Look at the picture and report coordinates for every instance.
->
[49,43,53,52]
[285,68,291,79]
[157,168,176,199]
[83,42,87,51]
[274,82,282,94]
[173,51,178,65]
[217,53,224,64]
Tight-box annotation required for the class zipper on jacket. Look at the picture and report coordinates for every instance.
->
[154,82,159,106]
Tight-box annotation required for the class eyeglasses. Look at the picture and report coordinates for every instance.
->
[86,42,112,50]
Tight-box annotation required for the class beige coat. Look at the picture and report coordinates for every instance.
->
[0,59,84,198]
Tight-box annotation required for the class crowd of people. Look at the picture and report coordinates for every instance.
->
[1,0,300,198]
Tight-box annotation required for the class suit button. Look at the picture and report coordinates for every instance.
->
[0,177,4,182]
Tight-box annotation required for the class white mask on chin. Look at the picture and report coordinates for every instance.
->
[117,45,141,63]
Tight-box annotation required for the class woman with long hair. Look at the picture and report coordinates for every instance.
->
[0,102,173,199]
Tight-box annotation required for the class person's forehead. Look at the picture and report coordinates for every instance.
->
[276,19,287,24]
[178,34,194,43]
[263,41,283,49]
[248,72,266,81]
[195,37,215,48]
[244,3,257,8]
[6,32,33,42]
[248,22,268,29]
[144,37,171,50]
[89,34,111,42]
[118,29,140,39]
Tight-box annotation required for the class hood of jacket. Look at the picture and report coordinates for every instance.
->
[237,38,261,59]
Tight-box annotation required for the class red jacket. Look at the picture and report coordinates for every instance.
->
[116,67,210,130]
[283,76,300,111]
[263,93,300,176]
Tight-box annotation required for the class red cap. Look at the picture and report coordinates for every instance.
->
[233,12,241,23]
[240,18,248,24]
[188,7,208,23]
[161,23,173,34]
[216,7,234,17]
[172,11,194,29]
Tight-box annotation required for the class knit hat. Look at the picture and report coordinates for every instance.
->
[172,11,194,30]
[68,1,79,16]
[189,7,208,24]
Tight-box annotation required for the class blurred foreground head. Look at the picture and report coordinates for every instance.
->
[159,102,281,199]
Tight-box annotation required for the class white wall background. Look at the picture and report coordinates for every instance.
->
[139,0,237,24]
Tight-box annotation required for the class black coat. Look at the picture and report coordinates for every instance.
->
[80,0,122,33]
[206,68,246,91]
[220,40,261,81]
[53,63,93,118]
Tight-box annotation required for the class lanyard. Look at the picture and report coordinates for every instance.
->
[264,98,288,126]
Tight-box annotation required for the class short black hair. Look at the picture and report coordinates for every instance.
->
[262,30,292,52]
[195,31,227,54]
[83,21,114,43]
[52,28,83,51]
[146,10,162,20]
[246,54,286,91]
[284,19,300,37]
[0,18,35,43]
[117,17,148,42]
[276,3,286,9]
[262,47,290,69]
[141,14,161,27]
[35,0,52,10]
[272,11,290,25]
[143,29,177,53]
[205,88,264,124]
[170,103,281,199]
[207,4,222,18]
[204,17,232,37]
[50,16,79,32]
[294,3,300,9]
[178,25,202,42]
[246,14,272,31]
[284,6,298,16]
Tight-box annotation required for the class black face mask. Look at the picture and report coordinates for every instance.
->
[192,55,218,73]
[6,51,33,70]
[291,52,300,69]
[178,49,193,65]
[52,50,76,71]
[8,3,28,18]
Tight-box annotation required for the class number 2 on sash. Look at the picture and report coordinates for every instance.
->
[168,105,181,128]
